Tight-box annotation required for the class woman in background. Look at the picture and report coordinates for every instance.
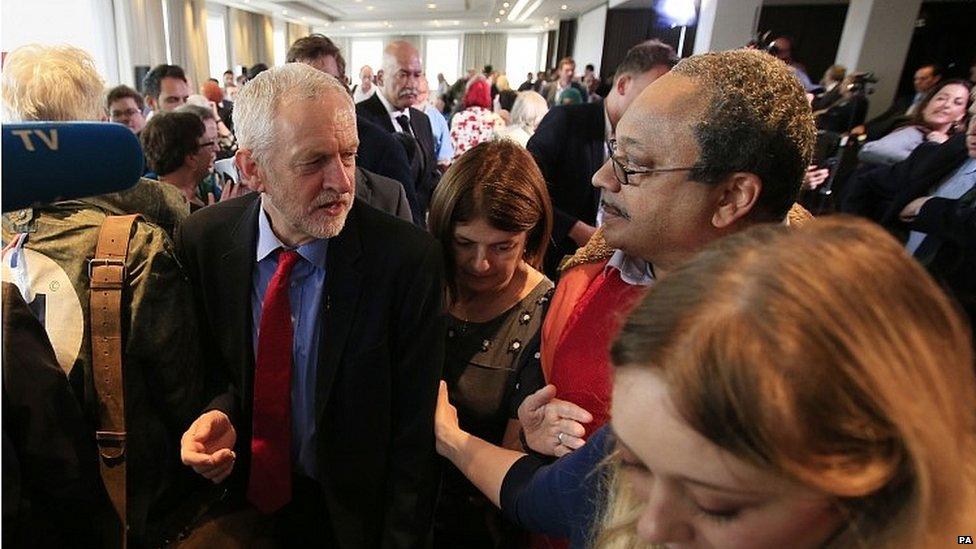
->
[494,91,549,148]
[436,216,976,548]
[450,76,506,160]
[428,140,554,548]
[858,79,972,166]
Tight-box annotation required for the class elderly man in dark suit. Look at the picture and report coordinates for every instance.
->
[177,63,444,547]
[287,34,421,225]
[357,40,438,220]
[528,40,676,277]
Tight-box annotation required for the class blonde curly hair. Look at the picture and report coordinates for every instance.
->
[2,44,104,122]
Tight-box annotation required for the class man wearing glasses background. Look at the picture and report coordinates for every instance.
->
[527,40,677,278]
[515,49,816,472]
[106,84,147,134]
[140,111,218,212]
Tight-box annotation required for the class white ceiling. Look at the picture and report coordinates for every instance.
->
[211,0,606,35]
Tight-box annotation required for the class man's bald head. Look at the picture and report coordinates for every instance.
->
[382,41,423,109]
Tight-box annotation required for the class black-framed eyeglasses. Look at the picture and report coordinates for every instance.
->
[607,139,695,186]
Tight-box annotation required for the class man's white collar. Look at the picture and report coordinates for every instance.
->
[605,249,655,286]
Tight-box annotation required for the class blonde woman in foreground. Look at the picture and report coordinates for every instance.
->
[435,215,976,548]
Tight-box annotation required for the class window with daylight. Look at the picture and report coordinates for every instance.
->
[505,34,541,87]
[273,19,287,67]
[425,37,460,92]
[206,9,229,78]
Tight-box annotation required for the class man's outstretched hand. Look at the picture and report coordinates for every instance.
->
[181,410,237,483]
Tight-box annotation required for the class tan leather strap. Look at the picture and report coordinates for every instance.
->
[90,214,140,548]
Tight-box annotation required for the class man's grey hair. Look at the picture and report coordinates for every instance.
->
[235,62,351,163]
[177,103,215,122]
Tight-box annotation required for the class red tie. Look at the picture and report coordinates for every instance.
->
[248,249,300,514]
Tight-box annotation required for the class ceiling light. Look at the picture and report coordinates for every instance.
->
[561,4,568,9]
[499,9,505,14]
[518,0,544,21]
[366,5,374,10]
[282,9,288,15]
[503,1,510,6]
[341,25,346,29]
[506,0,530,21]
[482,21,489,25]
[494,17,501,22]
[427,3,437,8]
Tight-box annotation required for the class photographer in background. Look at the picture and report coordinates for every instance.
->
[813,72,872,134]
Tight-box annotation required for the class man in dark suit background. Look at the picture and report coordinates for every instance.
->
[177,63,444,547]
[357,40,438,221]
[286,34,421,225]
[528,40,676,277]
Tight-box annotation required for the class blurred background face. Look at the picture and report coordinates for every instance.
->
[611,368,842,548]
[109,97,145,133]
[558,62,575,84]
[922,83,969,130]
[360,66,373,88]
[158,77,190,111]
[913,67,939,93]
[451,217,528,297]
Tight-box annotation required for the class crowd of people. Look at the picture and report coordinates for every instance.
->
[2,26,975,549]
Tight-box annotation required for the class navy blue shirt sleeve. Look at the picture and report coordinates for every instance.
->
[499,425,614,544]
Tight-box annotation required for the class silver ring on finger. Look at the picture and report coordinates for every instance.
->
[557,432,565,445]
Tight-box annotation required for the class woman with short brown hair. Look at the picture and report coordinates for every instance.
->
[428,139,554,548]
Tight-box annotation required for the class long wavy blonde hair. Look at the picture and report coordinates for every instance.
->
[595,216,976,548]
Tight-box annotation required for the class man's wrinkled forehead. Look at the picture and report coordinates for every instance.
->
[275,91,355,132]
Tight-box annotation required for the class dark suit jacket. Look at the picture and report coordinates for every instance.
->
[356,115,420,224]
[356,167,413,223]
[176,195,445,548]
[842,133,975,323]
[357,94,438,218]
[527,101,606,276]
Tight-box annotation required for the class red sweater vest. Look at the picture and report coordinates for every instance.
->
[548,267,647,437]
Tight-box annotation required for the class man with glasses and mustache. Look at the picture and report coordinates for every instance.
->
[358,40,439,219]
[176,63,444,547]
[528,40,677,278]
[516,49,815,466]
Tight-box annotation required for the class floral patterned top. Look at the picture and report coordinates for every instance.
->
[449,106,505,160]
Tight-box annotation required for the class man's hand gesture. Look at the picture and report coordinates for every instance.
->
[181,410,237,483]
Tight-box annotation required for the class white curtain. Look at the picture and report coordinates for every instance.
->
[463,33,507,74]
[113,0,169,87]
[165,0,210,90]
[286,22,311,49]
[229,8,274,68]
